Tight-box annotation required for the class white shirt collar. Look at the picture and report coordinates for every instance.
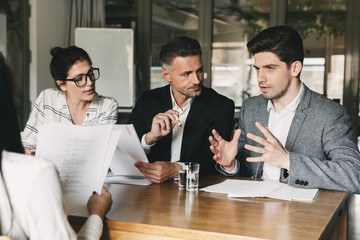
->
[267,82,304,113]
[170,86,194,111]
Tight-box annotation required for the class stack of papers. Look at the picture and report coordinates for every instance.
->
[200,179,319,202]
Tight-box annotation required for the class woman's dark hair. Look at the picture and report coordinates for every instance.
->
[159,36,202,67]
[247,25,304,68]
[50,46,92,90]
[0,52,24,169]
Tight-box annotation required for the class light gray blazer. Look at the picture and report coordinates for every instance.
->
[217,84,360,193]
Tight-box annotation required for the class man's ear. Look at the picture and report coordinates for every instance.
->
[161,68,172,83]
[291,61,302,77]
[56,80,66,92]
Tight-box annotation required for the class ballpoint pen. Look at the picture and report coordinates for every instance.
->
[174,114,182,127]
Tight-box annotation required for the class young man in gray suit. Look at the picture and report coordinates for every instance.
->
[209,25,360,193]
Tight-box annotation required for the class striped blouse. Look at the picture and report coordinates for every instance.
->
[21,88,118,148]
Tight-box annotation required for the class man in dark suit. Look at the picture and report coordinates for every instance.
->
[129,36,234,183]
[209,26,360,193]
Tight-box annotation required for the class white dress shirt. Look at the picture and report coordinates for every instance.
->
[141,87,193,162]
[262,83,304,180]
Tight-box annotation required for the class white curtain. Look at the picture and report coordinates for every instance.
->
[66,0,105,46]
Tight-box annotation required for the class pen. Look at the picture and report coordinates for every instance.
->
[174,115,182,127]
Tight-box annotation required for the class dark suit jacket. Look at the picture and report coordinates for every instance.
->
[217,84,360,193]
[128,85,234,176]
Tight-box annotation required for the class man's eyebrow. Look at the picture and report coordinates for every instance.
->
[264,64,278,68]
[181,70,193,75]
[253,63,278,68]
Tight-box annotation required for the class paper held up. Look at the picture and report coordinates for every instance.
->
[35,122,151,216]
[36,122,121,217]
[109,124,149,177]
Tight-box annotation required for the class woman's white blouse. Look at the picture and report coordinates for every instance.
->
[0,151,103,240]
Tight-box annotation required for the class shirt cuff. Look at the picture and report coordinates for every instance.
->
[220,159,239,174]
[77,214,103,240]
[141,134,155,153]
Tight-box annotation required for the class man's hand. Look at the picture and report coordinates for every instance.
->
[245,122,290,169]
[135,161,179,183]
[209,129,241,172]
[24,147,32,155]
[145,109,179,145]
[87,187,113,219]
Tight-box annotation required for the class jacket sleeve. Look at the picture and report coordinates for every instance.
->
[288,106,360,193]
[127,93,148,140]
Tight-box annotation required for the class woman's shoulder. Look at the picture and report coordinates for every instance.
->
[36,88,65,102]
[35,88,66,107]
[39,88,64,98]
[96,93,119,107]
[2,151,56,175]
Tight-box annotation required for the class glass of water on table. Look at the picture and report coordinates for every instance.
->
[178,162,200,191]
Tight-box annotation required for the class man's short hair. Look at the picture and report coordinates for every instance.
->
[247,25,304,67]
[160,36,202,68]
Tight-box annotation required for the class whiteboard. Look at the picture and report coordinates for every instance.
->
[75,28,134,107]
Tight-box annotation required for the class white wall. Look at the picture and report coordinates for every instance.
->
[29,0,67,103]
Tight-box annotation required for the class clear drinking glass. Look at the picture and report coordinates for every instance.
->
[178,162,200,191]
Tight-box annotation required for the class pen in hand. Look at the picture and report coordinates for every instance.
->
[174,115,182,127]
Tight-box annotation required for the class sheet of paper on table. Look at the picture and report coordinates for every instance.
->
[200,179,319,202]
[105,171,151,186]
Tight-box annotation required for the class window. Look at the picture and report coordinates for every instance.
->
[287,0,346,103]
[211,0,270,106]
[151,0,200,89]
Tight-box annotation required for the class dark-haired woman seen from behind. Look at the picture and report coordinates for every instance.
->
[0,52,113,239]
[21,46,119,154]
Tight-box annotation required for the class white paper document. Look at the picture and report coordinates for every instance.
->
[109,124,149,177]
[200,179,319,202]
[36,122,121,216]
[105,171,151,186]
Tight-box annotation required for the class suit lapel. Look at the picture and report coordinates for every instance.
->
[285,85,310,151]
[180,87,208,159]
[162,85,173,161]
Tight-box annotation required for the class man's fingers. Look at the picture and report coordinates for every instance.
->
[156,114,171,130]
[255,122,276,142]
[136,165,161,182]
[209,145,218,155]
[209,136,218,146]
[165,109,179,116]
[135,161,161,171]
[246,132,267,146]
[246,156,262,162]
[212,129,224,142]
[231,129,241,144]
[244,144,265,154]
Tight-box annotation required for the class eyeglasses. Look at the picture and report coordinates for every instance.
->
[63,68,100,87]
